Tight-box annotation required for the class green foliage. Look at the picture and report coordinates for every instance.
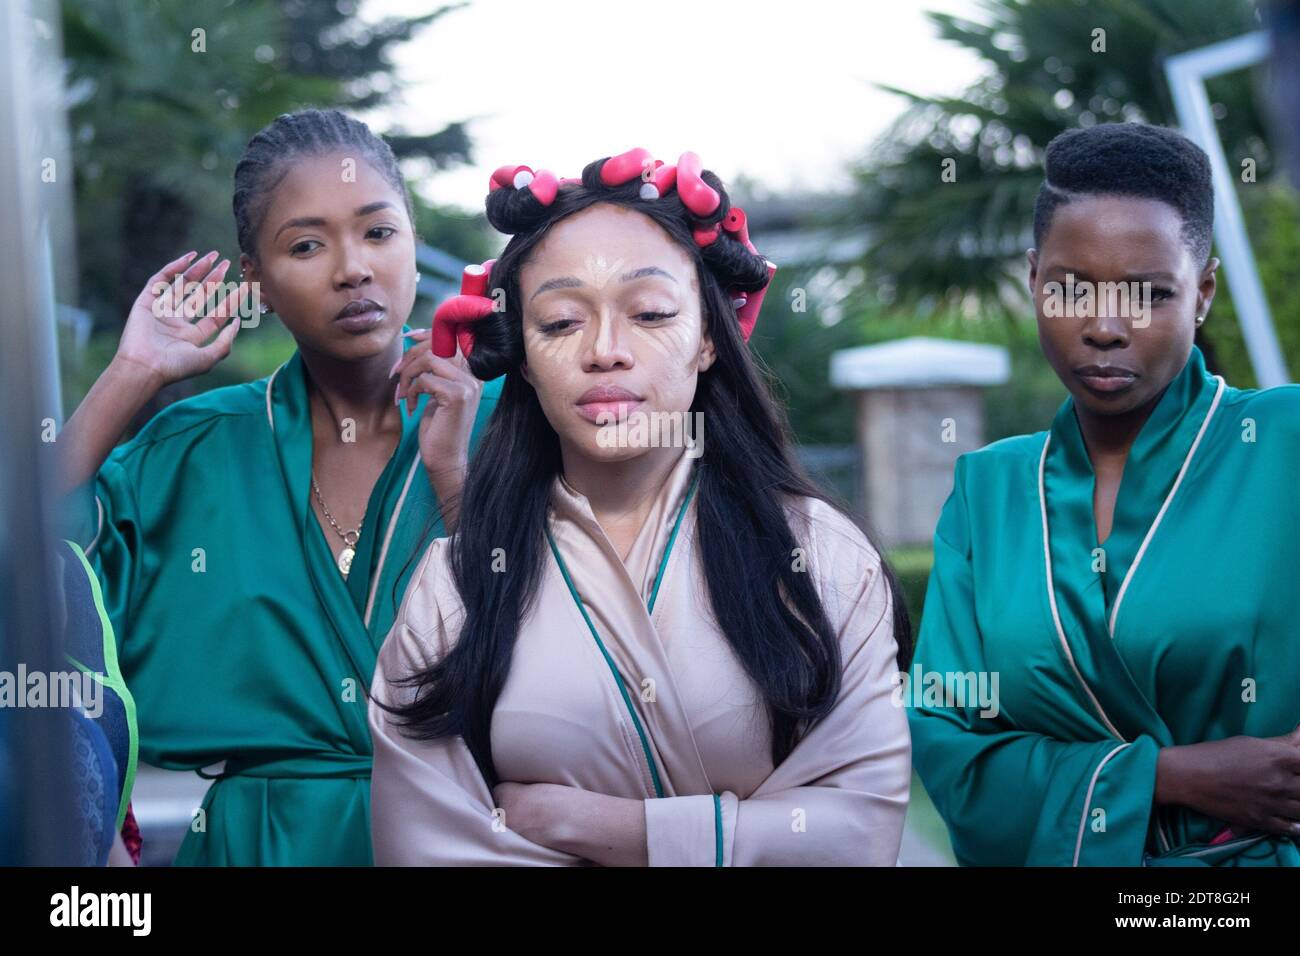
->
[60,0,485,417]
[1199,182,1300,388]
[887,545,936,635]
[748,266,879,445]
[845,0,1274,310]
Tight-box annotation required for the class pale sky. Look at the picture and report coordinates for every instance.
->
[360,0,986,210]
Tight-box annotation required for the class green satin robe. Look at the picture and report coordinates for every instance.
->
[908,346,1300,866]
[59,333,501,865]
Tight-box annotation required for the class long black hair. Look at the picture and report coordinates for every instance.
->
[380,155,912,787]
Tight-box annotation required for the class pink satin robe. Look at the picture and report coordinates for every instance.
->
[368,448,910,865]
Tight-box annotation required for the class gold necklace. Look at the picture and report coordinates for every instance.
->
[311,471,365,578]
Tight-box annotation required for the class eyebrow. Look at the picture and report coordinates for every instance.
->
[1043,267,1180,283]
[530,266,677,302]
[274,201,397,240]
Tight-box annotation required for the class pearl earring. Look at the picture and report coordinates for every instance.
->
[1195,314,1205,326]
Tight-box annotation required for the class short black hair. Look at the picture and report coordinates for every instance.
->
[1032,123,1214,261]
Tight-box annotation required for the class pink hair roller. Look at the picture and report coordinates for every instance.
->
[733,260,777,342]
[601,147,654,186]
[722,207,759,254]
[675,151,721,217]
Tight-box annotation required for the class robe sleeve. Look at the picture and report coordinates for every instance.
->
[368,540,580,866]
[643,503,911,866]
[906,455,1161,867]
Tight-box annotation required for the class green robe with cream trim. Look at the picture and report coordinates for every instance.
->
[59,331,501,865]
[908,346,1300,866]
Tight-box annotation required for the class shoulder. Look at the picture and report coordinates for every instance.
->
[1217,379,1300,436]
[783,494,887,618]
[108,378,271,467]
[377,536,464,683]
[954,431,1049,485]
[785,495,881,572]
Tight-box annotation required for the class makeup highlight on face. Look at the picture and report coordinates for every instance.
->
[517,203,715,464]
[244,150,417,359]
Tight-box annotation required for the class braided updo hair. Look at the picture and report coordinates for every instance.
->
[232,108,414,261]
[382,150,914,788]
[461,155,773,381]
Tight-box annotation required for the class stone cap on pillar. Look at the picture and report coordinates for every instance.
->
[830,336,1010,390]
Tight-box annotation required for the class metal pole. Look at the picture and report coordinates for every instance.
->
[1165,31,1290,387]
[0,0,77,863]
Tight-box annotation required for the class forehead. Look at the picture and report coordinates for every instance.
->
[1039,194,1194,273]
[521,203,693,284]
[260,150,403,226]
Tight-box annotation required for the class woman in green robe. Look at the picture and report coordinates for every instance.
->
[55,109,500,865]
[907,123,1300,866]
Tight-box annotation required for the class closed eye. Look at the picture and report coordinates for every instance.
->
[635,310,678,322]
[538,319,577,334]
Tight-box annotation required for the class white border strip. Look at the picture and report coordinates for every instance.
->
[1107,376,1225,636]
[264,364,282,432]
[363,456,421,628]
[85,494,105,557]
[1073,742,1131,866]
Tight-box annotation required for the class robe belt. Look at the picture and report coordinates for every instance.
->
[197,751,372,780]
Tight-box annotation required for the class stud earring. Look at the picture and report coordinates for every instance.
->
[1195,314,1205,326]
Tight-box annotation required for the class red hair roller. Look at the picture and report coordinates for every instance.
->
[601,147,654,186]
[675,151,721,217]
[733,260,777,342]
[431,259,497,358]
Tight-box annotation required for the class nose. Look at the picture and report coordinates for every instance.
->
[333,237,373,290]
[582,311,634,372]
[1080,284,1131,350]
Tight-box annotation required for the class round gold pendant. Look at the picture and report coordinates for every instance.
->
[338,546,355,577]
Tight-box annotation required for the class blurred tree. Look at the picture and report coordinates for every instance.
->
[60,0,484,414]
[843,0,1280,342]
[62,0,476,325]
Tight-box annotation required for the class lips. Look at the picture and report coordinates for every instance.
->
[335,298,386,333]
[575,384,644,424]
[1074,364,1138,394]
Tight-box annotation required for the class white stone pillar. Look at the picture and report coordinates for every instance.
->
[830,337,1010,548]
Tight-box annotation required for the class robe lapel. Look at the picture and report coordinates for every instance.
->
[1040,347,1224,745]
[265,330,433,704]
[545,448,714,797]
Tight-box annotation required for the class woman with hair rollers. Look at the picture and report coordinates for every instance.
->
[369,148,913,866]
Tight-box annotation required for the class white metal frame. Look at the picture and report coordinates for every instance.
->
[1165,31,1290,387]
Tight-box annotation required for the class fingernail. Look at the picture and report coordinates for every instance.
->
[389,357,402,376]
[394,383,402,405]
[400,329,431,338]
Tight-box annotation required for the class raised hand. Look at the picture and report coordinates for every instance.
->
[391,328,484,527]
[115,250,246,387]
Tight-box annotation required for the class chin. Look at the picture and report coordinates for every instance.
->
[1070,385,1150,417]
[329,318,400,354]
[573,437,651,464]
